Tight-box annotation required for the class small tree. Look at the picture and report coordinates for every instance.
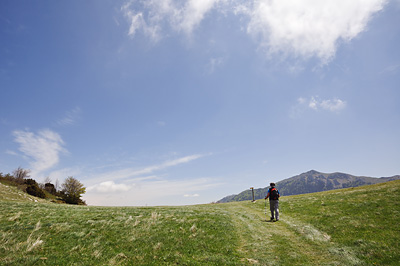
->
[12,167,31,184]
[61,176,86,205]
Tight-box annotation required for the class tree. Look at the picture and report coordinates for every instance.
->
[61,176,86,205]
[12,167,30,184]
[44,176,52,184]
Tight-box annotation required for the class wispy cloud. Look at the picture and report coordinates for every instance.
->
[379,64,400,75]
[5,150,18,156]
[122,0,387,64]
[57,107,81,126]
[12,129,66,177]
[85,153,207,185]
[122,0,224,41]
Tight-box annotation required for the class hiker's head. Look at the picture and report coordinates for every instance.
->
[270,182,275,187]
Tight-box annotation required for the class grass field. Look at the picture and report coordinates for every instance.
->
[1,180,399,265]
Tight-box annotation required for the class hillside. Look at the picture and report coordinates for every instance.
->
[1,181,400,265]
[218,170,400,203]
[0,182,47,203]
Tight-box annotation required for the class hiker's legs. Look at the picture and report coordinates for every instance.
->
[274,200,279,220]
[269,200,275,219]
[270,200,279,220]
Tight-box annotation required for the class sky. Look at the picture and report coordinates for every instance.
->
[1,0,399,206]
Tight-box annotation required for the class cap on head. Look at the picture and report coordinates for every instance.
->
[270,182,275,187]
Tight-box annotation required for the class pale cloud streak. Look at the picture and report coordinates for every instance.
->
[57,107,81,126]
[85,153,208,185]
[12,129,66,177]
[379,64,400,75]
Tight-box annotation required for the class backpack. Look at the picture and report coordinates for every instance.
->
[270,187,279,200]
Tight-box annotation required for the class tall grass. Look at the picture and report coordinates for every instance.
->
[0,202,241,265]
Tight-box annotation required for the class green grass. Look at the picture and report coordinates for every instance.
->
[1,180,399,265]
[280,180,400,265]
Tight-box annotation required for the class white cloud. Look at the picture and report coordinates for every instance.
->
[87,181,132,193]
[12,129,66,177]
[319,98,347,112]
[178,0,222,34]
[243,0,387,63]
[308,97,319,110]
[122,4,162,42]
[122,0,387,64]
[295,96,347,113]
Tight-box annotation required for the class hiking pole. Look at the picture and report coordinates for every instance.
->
[264,199,268,221]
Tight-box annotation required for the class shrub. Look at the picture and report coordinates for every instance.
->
[44,183,57,195]
[24,179,46,199]
[26,184,46,199]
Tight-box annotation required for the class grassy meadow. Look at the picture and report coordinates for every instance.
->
[1,180,399,265]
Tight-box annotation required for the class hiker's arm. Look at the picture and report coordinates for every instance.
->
[264,192,269,200]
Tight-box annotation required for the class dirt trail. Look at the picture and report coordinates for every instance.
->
[224,202,361,266]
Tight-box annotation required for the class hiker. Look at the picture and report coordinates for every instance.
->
[265,182,280,221]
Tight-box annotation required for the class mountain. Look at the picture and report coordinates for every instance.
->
[217,170,400,203]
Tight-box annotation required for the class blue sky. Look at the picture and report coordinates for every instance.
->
[1,0,399,206]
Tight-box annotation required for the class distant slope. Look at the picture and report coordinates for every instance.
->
[218,170,400,203]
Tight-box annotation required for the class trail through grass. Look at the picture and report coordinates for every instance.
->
[224,202,361,265]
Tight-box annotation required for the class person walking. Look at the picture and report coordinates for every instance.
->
[265,182,280,221]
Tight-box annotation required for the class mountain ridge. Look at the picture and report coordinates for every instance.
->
[218,170,400,203]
